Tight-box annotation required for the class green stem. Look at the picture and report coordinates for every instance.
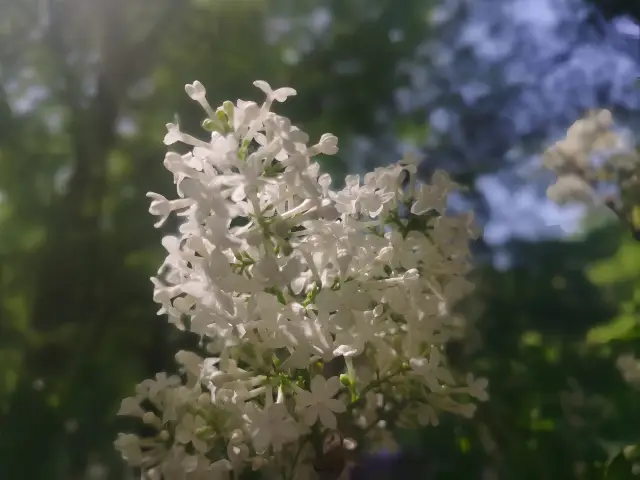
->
[346,365,411,412]
[286,437,310,480]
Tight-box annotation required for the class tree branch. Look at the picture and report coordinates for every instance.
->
[605,196,640,241]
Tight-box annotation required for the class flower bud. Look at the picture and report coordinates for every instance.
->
[185,81,206,101]
[202,118,225,134]
[163,123,182,145]
[223,100,234,118]
[316,133,339,155]
[142,412,158,426]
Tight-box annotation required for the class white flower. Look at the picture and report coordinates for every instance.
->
[409,348,455,391]
[457,402,477,418]
[114,434,144,466]
[544,108,640,224]
[465,373,489,401]
[175,413,209,453]
[411,170,453,215]
[137,373,181,402]
[117,397,145,418]
[147,192,192,228]
[415,403,439,426]
[117,79,484,479]
[546,174,594,205]
[295,375,346,429]
[253,80,297,102]
[233,99,260,134]
[542,144,570,171]
[245,403,300,454]
[227,429,249,465]
[333,310,390,358]
[312,133,339,155]
[163,123,182,145]
[411,182,445,215]
[185,81,206,102]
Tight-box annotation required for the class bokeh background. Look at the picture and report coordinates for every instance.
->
[1,0,640,478]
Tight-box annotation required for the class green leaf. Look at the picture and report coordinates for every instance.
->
[632,206,640,232]
[587,314,639,344]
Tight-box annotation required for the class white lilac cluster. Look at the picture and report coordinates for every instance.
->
[546,112,640,418]
[115,80,487,480]
[543,109,640,209]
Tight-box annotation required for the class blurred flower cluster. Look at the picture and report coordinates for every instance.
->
[114,80,487,480]
[543,109,640,235]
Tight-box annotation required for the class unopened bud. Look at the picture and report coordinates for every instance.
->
[142,412,158,425]
[185,81,206,101]
[202,118,225,133]
[215,108,228,123]
[223,100,234,117]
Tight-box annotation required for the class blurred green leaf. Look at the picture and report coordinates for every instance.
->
[587,315,639,344]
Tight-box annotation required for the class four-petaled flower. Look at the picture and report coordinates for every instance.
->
[246,403,300,454]
[295,375,346,429]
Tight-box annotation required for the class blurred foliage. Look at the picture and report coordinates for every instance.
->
[398,226,640,479]
[0,0,640,479]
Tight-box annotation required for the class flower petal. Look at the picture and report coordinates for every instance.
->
[310,375,326,395]
[324,376,341,398]
[253,80,272,95]
[324,398,346,413]
[318,406,337,429]
[272,87,297,102]
[303,406,319,426]
[296,389,314,408]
